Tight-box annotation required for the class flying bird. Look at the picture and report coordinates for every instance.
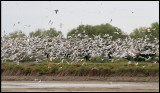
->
[18,21,20,24]
[60,23,63,28]
[54,9,59,14]
[49,20,51,23]
[110,19,112,23]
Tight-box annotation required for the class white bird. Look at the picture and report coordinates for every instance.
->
[153,61,157,64]
[38,80,41,83]
[48,65,51,69]
[142,65,145,68]
[135,62,138,66]
[50,57,54,62]
[34,79,38,81]
[82,62,86,66]
[128,61,131,64]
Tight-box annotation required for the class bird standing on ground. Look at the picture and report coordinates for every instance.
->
[38,80,41,83]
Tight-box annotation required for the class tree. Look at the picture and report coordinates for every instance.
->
[67,23,128,40]
[8,30,26,38]
[29,28,62,38]
[130,22,159,42]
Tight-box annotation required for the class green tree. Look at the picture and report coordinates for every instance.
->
[130,22,159,42]
[9,30,26,38]
[29,28,62,38]
[67,23,128,40]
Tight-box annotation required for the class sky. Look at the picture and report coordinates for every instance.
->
[1,1,159,37]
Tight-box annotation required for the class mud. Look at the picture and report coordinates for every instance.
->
[1,81,159,92]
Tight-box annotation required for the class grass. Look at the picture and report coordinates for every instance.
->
[1,61,159,77]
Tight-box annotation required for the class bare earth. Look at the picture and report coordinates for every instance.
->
[1,81,159,92]
[1,76,159,92]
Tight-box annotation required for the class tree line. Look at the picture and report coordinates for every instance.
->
[5,22,159,42]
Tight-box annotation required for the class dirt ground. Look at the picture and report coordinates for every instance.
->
[1,81,159,92]
[1,76,159,82]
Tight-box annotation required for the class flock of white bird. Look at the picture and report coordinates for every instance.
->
[1,31,159,65]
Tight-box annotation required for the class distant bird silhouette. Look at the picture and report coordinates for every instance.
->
[131,11,134,13]
[60,23,63,28]
[13,24,15,26]
[54,9,59,14]
[18,21,20,24]
[110,19,112,23]
[49,20,51,23]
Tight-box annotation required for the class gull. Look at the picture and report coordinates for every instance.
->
[54,9,59,14]
[38,80,41,83]
[131,11,134,13]
[49,20,51,23]
[48,65,51,69]
[152,28,156,30]
[51,22,53,25]
[60,23,63,28]
[147,28,151,32]
[82,62,86,66]
[135,62,138,66]
[34,79,38,81]
[18,21,20,24]
[153,61,157,64]
[50,57,54,61]
[13,24,15,26]
[128,61,131,64]
[110,19,112,23]
[114,32,119,34]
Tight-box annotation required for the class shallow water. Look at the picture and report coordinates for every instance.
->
[1,81,159,92]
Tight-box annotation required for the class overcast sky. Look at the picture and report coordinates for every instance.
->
[1,1,159,37]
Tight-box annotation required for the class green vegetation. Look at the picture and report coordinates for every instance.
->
[8,30,26,38]
[1,62,159,77]
[130,22,159,42]
[67,24,128,40]
[5,22,159,42]
[29,28,63,38]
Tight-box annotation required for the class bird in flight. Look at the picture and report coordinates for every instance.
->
[13,24,15,26]
[49,20,51,23]
[54,9,59,14]
[18,21,20,24]
[60,23,63,28]
[110,19,112,23]
[131,11,134,13]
